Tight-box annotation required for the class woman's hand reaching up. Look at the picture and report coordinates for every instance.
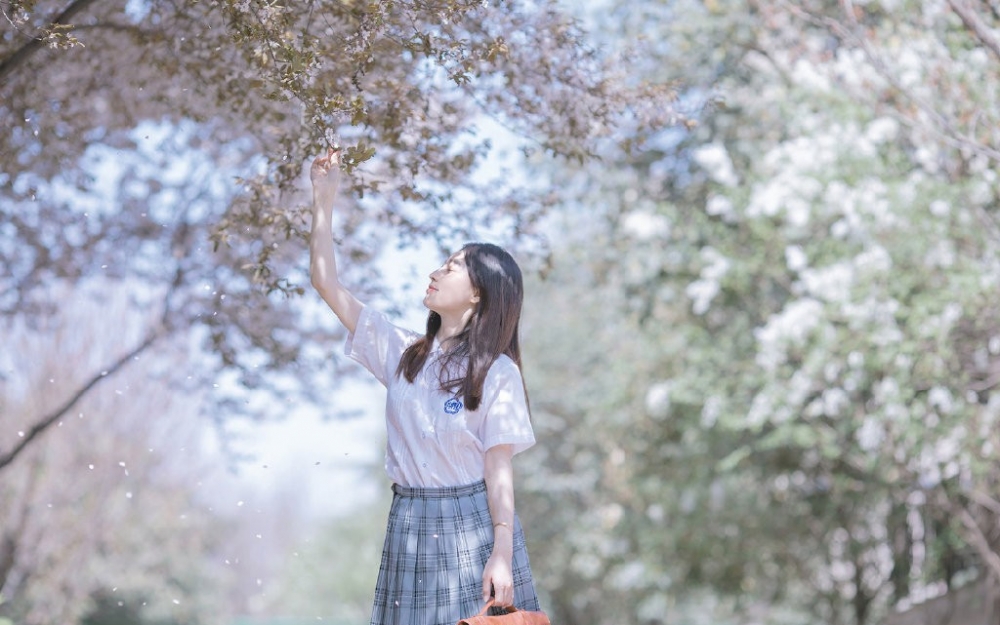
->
[308,146,362,334]
[310,148,342,211]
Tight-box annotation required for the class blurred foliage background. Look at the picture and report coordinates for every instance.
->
[2,0,999,624]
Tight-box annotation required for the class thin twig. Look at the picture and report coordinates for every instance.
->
[774,0,1000,164]
[969,490,1000,516]
[0,329,162,471]
[955,504,1000,583]
[0,0,103,84]
[947,0,1000,63]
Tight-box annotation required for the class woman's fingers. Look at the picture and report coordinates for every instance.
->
[493,582,513,607]
[310,154,328,175]
[310,151,342,186]
[487,578,513,607]
[312,147,341,173]
[482,553,515,607]
[483,579,509,606]
[323,147,340,167]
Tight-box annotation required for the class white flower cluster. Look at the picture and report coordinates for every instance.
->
[855,415,886,452]
[913,424,966,488]
[754,298,825,372]
[841,295,903,347]
[621,210,671,242]
[705,194,736,221]
[685,246,731,315]
[802,242,887,300]
[747,135,832,230]
[800,261,854,304]
[644,381,673,420]
[692,142,739,187]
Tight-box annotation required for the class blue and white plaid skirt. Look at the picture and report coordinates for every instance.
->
[369,480,541,625]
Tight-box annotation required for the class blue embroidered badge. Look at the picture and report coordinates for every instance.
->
[444,397,463,414]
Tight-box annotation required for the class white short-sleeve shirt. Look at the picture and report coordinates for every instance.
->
[345,306,536,487]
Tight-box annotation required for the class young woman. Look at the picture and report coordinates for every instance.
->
[308,150,542,625]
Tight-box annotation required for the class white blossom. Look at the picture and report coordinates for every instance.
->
[792,59,831,92]
[821,387,851,418]
[924,240,955,268]
[848,351,865,368]
[754,298,825,371]
[686,247,730,315]
[928,199,950,217]
[645,381,672,419]
[854,245,892,274]
[970,179,995,205]
[801,261,855,303]
[570,552,603,579]
[609,561,646,590]
[830,219,851,240]
[747,392,773,427]
[785,245,808,272]
[622,210,670,241]
[788,370,815,409]
[747,150,824,229]
[865,117,899,144]
[856,416,885,452]
[692,142,739,187]
[705,194,736,221]
[831,47,881,91]
[701,395,722,429]
[685,279,719,316]
[927,386,955,414]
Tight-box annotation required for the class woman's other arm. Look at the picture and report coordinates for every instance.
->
[309,150,363,334]
[482,443,516,607]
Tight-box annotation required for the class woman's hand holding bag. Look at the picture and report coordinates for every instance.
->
[457,598,551,625]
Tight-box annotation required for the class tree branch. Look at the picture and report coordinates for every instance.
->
[773,0,1000,164]
[0,0,103,85]
[970,369,1000,392]
[947,0,1000,63]
[954,503,1000,584]
[0,328,162,471]
[969,490,1000,516]
[0,453,42,590]
[838,0,1000,162]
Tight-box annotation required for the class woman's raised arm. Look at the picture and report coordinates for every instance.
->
[309,149,363,334]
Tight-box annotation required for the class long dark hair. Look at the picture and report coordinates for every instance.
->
[396,243,524,411]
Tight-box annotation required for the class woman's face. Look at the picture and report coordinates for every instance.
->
[424,251,479,320]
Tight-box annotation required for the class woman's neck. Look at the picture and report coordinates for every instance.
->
[437,327,462,352]
[436,311,473,351]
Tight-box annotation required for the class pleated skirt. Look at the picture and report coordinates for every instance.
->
[369,480,540,625]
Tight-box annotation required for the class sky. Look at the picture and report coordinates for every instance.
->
[209,392,386,519]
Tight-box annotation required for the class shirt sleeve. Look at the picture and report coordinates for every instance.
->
[478,356,536,455]
[344,306,420,387]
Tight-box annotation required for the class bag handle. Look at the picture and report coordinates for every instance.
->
[477,598,518,616]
